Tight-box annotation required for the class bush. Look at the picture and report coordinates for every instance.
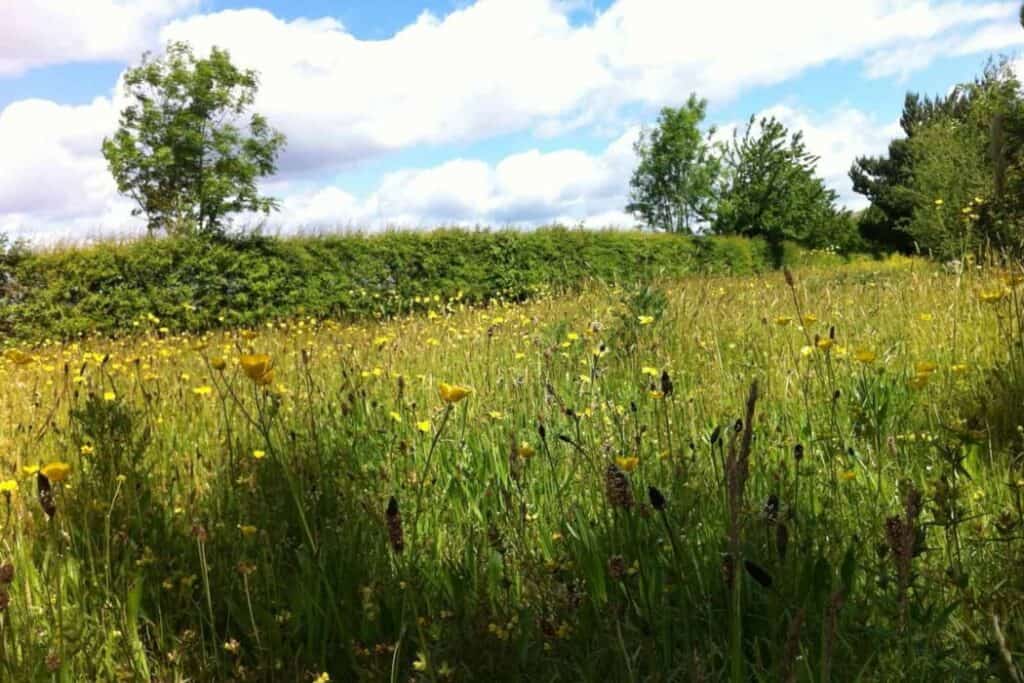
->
[0,228,861,341]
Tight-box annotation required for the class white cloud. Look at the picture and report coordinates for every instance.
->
[0,0,1017,238]
[157,0,1018,176]
[0,0,198,77]
[275,126,640,230]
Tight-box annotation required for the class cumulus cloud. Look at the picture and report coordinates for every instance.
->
[0,0,1020,239]
[157,0,1019,177]
[0,0,198,77]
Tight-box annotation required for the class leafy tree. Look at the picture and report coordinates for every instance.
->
[102,41,286,236]
[626,95,720,234]
[850,91,974,253]
[713,115,851,260]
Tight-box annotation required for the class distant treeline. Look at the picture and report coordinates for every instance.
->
[0,228,858,341]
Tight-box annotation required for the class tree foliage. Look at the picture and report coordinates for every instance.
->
[102,41,286,236]
[713,116,853,255]
[626,95,720,234]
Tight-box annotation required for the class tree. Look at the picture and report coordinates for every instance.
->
[103,41,286,236]
[713,115,851,260]
[626,95,720,233]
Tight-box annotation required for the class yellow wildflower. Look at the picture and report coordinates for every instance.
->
[252,450,266,460]
[0,480,16,494]
[438,382,472,403]
[192,385,213,397]
[238,525,258,537]
[41,462,71,483]
[615,456,639,472]
[637,315,655,325]
[517,442,536,458]
[103,390,117,402]
[854,349,876,364]
[416,420,431,434]
[240,354,274,386]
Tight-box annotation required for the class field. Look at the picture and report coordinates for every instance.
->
[1,255,1023,681]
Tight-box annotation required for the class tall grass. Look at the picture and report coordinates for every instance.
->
[0,255,1022,680]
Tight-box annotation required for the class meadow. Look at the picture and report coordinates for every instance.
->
[1,255,1023,681]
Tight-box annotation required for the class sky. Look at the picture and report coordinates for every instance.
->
[1,0,1022,243]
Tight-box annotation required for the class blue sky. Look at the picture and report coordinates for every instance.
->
[0,0,1021,241]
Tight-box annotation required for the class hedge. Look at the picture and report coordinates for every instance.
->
[0,227,855,341]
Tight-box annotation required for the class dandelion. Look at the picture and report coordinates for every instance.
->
[416,420,431,434]
[192,385,213,397]
[80,444,94,456]
[816,337,833,351]
[517,442,536,458]
[800,345,814,357]
[641,366,659,376]
[802,313,817,325]
[0,480,16,494]
[854,349,877,364]
[438,382,472,403]
[103,390,117,402]
[40,462,71,483]
[775,315,793,326]
[919,313,933,322]
[979,289,1007,304]
[487,410,504,420]
[239,354,274,386]
[648,390,664,399]
[615,455,639,472]
[638,315,655,325]
[388,411,402,423]
[252,450,266,460]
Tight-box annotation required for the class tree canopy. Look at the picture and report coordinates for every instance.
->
[102,41,287,236]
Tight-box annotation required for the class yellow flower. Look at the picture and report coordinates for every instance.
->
[240,354,274,386]
[41,462,71,483]
[914,361,938,376]
[774,316,793,326]
[252,449,266,460]
[648,390,664,399]
[517,442,536,458]
[5,348,33,365]
[641,366,659,377]
[919,313,933,322]
[934,198,944,206]
[979,289,1007,304]
[816,337,833,351]
[487,410,504,420]
[840,469,856,481]
[192,385,213,397]
[438,382,472,403]
[416,420,431,433]
[103,390,117,402]
[21,464,38,477]
[615,456,639,472]
[854,349,876,364]
[799,345,814,357]
[0,480,17,494]
[211,357,227,371]
[238,524,258,537]
[637,315,655,325]
[313,674,331,683]
[389,411,402,423]
[950,363,968,373]
[80,444,94,456]
[802,314,817,325]
[413,652,429,672]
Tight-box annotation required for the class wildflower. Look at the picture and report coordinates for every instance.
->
[40,462,71,483]
[919,313,933,322]
[641,366,659,376]
[637,315,655,325]
[192,385,213,397]
[237,525,258,537]
[615,456,639,472]
[816,337,833,351]
[239,354,274,386]
[211,357,227,371]
[802,314,817,325]
[438,382,472,403]
[80,444,94,456]
[413,652,429,672]
[934,198,944,206]
[799,345,814,357]
[103,391,117,402]
[979,289,1006,304]
[0,480,16,494]
[487,410,504,420]
[4,349,33,365]
[914,361,938,376]
[517,442,536,458]
[840,470,856,481]
[648,390,664,399]
[21,465,38,477]
[854,349,876,364]
[388,411,402,423]
[774,316,793,326]
[416,420,431,434]
[313,674,331,683]
[252,450,266,460]
[950,363,968,373]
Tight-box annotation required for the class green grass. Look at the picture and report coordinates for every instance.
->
[1,255,1023,681]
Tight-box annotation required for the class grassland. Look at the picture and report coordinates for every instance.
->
[0,255,1023,681]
